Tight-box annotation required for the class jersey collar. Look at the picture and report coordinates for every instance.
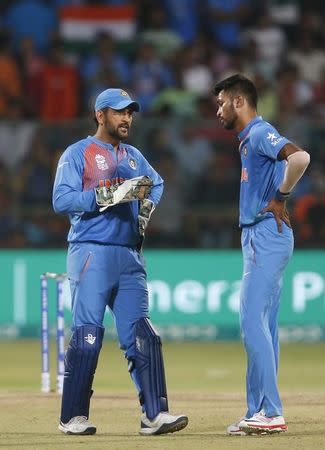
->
[88,135,123,152]
[238,116,263,142]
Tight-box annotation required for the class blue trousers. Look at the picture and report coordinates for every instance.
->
[240,219,293,418]
[67,242,149,359]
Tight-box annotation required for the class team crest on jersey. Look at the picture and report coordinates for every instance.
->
[95,154,108,170]
[128,157,137,170]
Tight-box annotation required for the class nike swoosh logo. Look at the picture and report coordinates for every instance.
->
[58,162,69,169]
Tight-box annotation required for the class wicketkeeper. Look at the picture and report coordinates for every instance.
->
[52,88,188,436]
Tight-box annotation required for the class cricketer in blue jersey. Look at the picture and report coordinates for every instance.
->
[213,74,310,435]
[53,88,188,436]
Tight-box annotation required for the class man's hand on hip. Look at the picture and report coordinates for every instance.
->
[259,198,291,233]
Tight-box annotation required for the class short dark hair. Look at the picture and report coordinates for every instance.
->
[213,74,258,109]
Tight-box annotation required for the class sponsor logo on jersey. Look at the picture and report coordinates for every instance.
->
[95,154,109,170]
[84,334,96,345]
[241,167,248,182]
[267,132,283,147]
[128,157,137,170]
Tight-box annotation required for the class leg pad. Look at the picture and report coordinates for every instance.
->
[131,318,168,420]
[60,325,104,423]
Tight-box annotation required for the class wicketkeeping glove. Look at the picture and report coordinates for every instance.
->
[95,176,153,212]
[138,198,155,236]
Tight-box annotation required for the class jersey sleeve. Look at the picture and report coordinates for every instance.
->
[137,151,164,206]
[253,124,291,160]
[52,144,97,214]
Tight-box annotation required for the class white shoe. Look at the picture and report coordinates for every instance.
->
[227,416,248,435]
[238,411,287,434]
[139,412,188,436]
[58,416,97,435]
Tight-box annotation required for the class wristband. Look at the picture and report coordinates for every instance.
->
[275,189,290,202]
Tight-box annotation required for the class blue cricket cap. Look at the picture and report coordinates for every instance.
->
[94,88,140,112]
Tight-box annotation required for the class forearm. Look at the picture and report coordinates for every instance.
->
[53,188,97,213]
[148,179,164,206]
[279,151,310,194]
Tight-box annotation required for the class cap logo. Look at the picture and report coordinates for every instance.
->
[120,90,129,97]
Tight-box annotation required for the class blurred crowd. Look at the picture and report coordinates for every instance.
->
[0,0,324,249]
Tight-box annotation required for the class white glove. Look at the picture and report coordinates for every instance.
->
[138,198,155,236]
[95,176,153,212]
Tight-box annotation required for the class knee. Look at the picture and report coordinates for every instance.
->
[135,317,161,345]
[122,318,158,358]
[241,316,271,355]
[70,325,104,354]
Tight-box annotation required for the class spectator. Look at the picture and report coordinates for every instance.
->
[209,39,233,80]
[288,32,325,85]
[52,0,84,5]
[185,149,239,247]
[16,35,45,117]
[239,37,274,83]
[0,30,22,118]
[194,94,217,119]
[172,122,214,178]
[4,0,58,54]
[80,32,130,112]
[162,0,199,44]
[189,149,238,206]
[141,126,175,163]
[131,41,174,113]
[22,212,52,247]
[293,167,325,247]
[178,41,214,95]
[138,5,183,60]
[243,9,287,78]
[276,63,314,115]
[13,132,53,207]
[313,66,325,120]
[253,72,278,123]
[0,162,14,246]
[204,0,250,50]
[147,152,186,247]
[151,59,198,118]
[39,40,79,121]
[0,98,37,171]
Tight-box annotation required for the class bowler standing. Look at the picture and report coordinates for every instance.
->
[213,74,310,435]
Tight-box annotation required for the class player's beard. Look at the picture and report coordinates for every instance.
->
[223,117,237,130]
[221,104,237,130]
[104,119,130,141]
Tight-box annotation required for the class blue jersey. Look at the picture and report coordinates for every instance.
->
[53,136,164,246]
[238,116,290,227]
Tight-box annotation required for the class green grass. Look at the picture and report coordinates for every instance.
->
[1,340,324,393]
[1,340,325,449]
